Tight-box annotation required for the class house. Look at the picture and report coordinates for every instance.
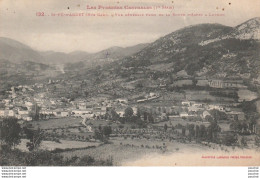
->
[78,105,86,110]
[116,98,128,104]
[208,79,245,89]
[25,101,33,107]
[115,109,125,117]
[3,99,11,103]
[182,101,191,107]
[0,110,5,117]
[50,100,56,105]
[132,107,138,115]
[41,110,54,115]
[197,79,209,87]
[137,98,147,103]
[71,108,96,118]
[176,70,189,77]
[180,112,189,117]
[208,104,224,111]
[169,115,182,121]
[202,111,211,119]
[24,116,32,121]
[188,106,201,112]
[193,103,204,107]
[18,110,29,115]
[208,80,224,88]
[92,107,106,116]
[227,111,246,121]
[61,111,70,117]
[149,92,157,97]
[3,110,16,117]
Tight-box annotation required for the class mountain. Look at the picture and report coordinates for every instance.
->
[64,43,149,70]
[0,58,61,92]
[0,36,149,90]
[41,43,149,65]
[1,17,259,88]
[231,17,260,40]
[40,50,91,64]
[123,23,233,64]
[0,36,149,65]
[0,37,44,63]
[120,17,260,79]
[88,43,149,60]
[199,17,260,46]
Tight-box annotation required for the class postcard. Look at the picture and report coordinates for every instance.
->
[0,0,259,166]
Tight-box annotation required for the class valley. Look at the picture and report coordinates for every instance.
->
[0,17,260,166]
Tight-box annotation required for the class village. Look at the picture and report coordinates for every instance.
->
[0,60,260,166]
[0,73,258,137]
[0,79,250,122]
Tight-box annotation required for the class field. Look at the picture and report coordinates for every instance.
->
[30,117,83,129]
[238,89,258,101]
[17,139,100,151]
[60,136,231,165]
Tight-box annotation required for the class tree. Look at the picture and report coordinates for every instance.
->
[187,124,195,141]
[94,125,112,143]
[230,121,242,133]
[105,108,119,121]
[24,127,44,151]
[195,125,200,139]
[241,136,247,147]
[136,82,143,88]
[103,126,112,138]
[192,78,198,86]
[124,107,133,118]
[222,132,238,146]
[94,129,104,142]
[164,124,168,132]
[148,113,154,123]
[143,112,148,122]
[247,112,259,133]
[255,136,260,147]
[30,103,41,121]
[207,120,221,143]
[0,117,21,149]
[182,127,186,136]
[210,109,227,121]
[136,107,141,119]
[199,125,207,141]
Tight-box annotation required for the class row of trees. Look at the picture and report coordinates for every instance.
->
[102,107,149,128]
[163,120,222,144]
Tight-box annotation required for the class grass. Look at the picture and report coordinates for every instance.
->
[61,143,160,166]
[30,117,82,129]
[60,136,217,165]
[17,139,100,151]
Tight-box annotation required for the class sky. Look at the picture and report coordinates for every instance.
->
[0,0,259,53]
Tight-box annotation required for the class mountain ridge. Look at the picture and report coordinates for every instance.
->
[118,17,260,80]
[0,37,149,64]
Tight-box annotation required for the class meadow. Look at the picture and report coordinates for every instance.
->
[17,139,100,151]
[60,136,227,165]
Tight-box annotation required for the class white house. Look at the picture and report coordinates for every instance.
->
[202,111,211,119]
[182,101,191,106]
[0,110,5,117]
[60,111,70,117]
[180,112,189,117]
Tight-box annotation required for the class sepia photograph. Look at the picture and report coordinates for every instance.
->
[0,0,260,167]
